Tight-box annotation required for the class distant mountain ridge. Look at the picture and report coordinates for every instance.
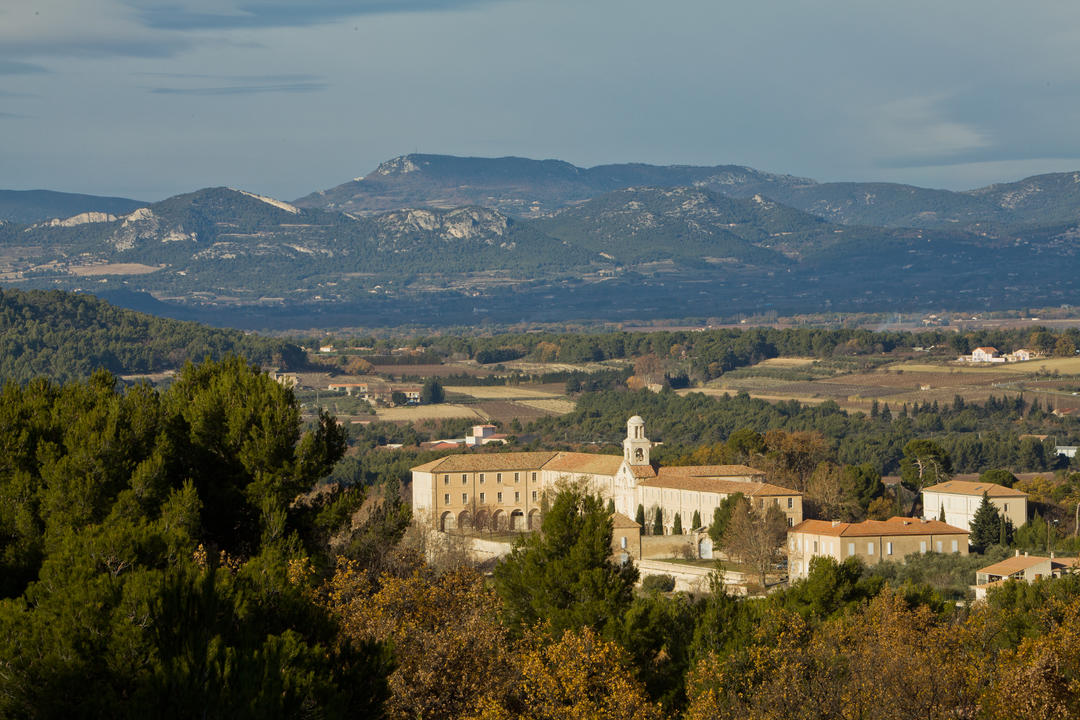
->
[0,189,146,225]
[6,154,1080,327]
[296,154,1080,232]
[294,153,809,218]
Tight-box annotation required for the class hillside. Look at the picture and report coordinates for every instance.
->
[6,157,1080,327]
[0,189,146,225]
[296,154,1080,235]
[0,287,302,382]
[294,154,808,217]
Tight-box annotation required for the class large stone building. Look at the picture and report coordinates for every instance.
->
[921,480,1028,532]
[787,516,969,580]
[411,416,803,534]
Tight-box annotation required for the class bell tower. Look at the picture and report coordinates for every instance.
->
[623,415,651,466]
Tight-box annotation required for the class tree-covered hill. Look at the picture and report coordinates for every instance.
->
[0,287,303,382]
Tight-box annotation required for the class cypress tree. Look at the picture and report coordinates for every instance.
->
[692,509,702,530]
[606,498,615,515]
[938,504,946,522]
[673,512,683,535]
[636,504,646,528]
[653,507,663,536]
[970,493,1001,553]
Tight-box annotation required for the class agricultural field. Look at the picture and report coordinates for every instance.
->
[696,355,1080,413]
[374,404,486,422]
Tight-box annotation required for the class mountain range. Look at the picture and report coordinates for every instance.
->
[2,154,1080,327]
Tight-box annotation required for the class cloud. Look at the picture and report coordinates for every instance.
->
[867,95,993,168]
[148,81,327,95]
[128,0,508,30]
[0,60,48,74]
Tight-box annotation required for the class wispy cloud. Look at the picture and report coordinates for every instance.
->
[0,60,48,75]
[129,0,507,31]
[148,81,327,95]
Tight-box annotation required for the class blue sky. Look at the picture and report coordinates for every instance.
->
[3,0,1080,201]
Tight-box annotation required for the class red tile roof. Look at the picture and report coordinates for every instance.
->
[791,516,968,537]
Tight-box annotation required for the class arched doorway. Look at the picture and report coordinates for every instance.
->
[698,537,713,560]
[510,509,525,531]
[458,510,472,530]
[492,509,506,531]
[440,511,455,532]
[527,509,541,530]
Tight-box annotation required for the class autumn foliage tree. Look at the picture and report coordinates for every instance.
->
[721,497,787,588]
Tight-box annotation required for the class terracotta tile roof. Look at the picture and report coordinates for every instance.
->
[544,452,624,476]
[978,555,1052,577]
[410,457,448,473]
[612,512,641,529]
[922,480,1028,498]
[974,346,999,353]
[791,516,968,537]
[412,451,558,473]
[629,465,657,479]
[657,464,764,478]
[641,476,799,497]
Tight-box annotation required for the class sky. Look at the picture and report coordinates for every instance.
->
[3,0,1080,201]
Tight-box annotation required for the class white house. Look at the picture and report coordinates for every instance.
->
[970,347,1004,363]
[921,480,1028,533]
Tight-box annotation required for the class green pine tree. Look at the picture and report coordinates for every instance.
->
[653,507,664,536]
[493,486,638,638]
[672,512,683,535]
[969,492,1001,553]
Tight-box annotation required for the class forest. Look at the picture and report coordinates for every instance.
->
[0,357,1078,718]
[0,287,303,382]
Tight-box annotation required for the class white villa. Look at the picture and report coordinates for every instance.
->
[921,480,1028,533]
[411,416,803,534]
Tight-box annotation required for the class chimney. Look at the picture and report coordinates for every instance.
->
[831,520,840,527]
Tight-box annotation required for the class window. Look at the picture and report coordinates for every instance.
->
[848,542,855,556]
[813,541,818,553]
[444,493,450,504]
[531,491,537,501]
[621,536,628,549]
[514,491,520,502]
[867,543,875,555]
[758,499,764,509]
[787,497,793,509]
[887,542,893,556]
[936,540,943,552]
[462,493,468,503]
[919,541,927,553]
[514,472,520,483]
[775,498,780,505]
[787,517,793,527]
[497,473,502,483]
[462,474,468,484]
[479,492,485,503]
[951,540,958,553]
[532,472,537,482]
[443,474,450,485]
[1004,503,1009,512]
[479,473,485,483]
[497,492,503,503]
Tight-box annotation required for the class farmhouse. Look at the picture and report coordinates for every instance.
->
[787,517,969,580]
[921,480,1028,533]
[410,416,803,535]
[972,551,1079,600]
[968,347,1004,363]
